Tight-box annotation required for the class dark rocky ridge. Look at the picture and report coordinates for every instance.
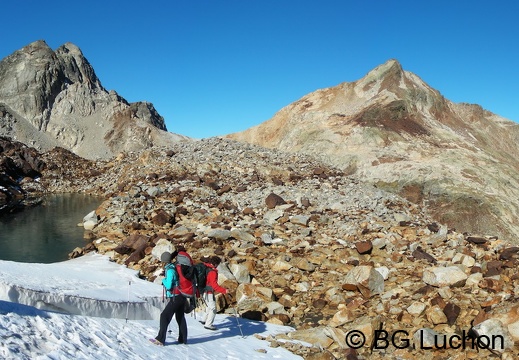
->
[0,136,46,212]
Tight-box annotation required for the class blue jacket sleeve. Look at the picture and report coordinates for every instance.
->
[162,265,176,296]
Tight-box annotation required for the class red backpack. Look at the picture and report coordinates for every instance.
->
[174,251,195,296]
[174,251,198,313]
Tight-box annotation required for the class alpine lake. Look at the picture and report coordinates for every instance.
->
[0,194,103,263]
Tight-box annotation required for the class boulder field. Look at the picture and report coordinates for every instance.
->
[4,137,519,359]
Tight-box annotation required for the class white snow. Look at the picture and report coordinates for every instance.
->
[0,253,302,359]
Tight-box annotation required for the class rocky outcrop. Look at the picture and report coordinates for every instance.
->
[0,137,46,212]
[227,59,519,244]
[0,40,189,159]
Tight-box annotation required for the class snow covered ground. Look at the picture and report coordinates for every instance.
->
[0,253,302,359]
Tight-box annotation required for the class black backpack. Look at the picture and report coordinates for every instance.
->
[192,263,212,295]
[182,263,213,295]
[176,262,213,314]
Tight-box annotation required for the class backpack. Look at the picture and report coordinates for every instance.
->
[191,263,212,295]
[174,251,197,313]
[180,263,213,314]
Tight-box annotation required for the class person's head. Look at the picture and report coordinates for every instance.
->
[210,256,222,267]
[160,252,172,263]
[170,243,186,259]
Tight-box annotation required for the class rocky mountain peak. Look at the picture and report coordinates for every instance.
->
[57,42,83,55]
[17,39,53,57]
[362,58,404,83]
[0,40,61,130]
[354,58,440,112]
[0,41,188,159]
[227,60,519,244]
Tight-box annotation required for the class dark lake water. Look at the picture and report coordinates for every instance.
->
[0,194,103,263]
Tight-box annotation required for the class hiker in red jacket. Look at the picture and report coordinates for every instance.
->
[199,256,229,330]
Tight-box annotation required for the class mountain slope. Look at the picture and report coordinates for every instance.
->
[0,40,188,159]
[227,60,519,242]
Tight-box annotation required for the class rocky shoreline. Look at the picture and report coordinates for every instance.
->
[3,137,519,359]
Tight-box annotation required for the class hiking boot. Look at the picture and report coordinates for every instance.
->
[178,338,187,344]
[149,338,164,346]
[204,325,217,331]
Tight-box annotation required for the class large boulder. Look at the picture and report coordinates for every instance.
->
[342,265,385,298]
[422,266,468,287]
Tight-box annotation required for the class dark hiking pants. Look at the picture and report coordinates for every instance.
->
[155,295,187,344]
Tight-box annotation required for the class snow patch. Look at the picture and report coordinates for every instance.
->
[0,253,163,320]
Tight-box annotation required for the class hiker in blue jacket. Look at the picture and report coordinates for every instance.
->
[150,247,192,346]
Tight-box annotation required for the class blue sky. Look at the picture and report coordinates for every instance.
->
[2,1,518,139]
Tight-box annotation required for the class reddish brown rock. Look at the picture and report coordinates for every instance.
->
[412,246,436,263]
[472,309,488,326]
[114,234,149,255]
[484,260,503,277]
[152,209,175,226]
[443,302,461,325]
[312,299,328,309]
[125,244,147,265]
[301,198,311,208]
[242,207,255,215]
[466,236,488,245]
[341,283,358,292]
[265,192,286,209]
[499,247,519,260]
[268,313,291,325]
[217,185,232,195]
[343,348,359,360]
[355,240,373,255]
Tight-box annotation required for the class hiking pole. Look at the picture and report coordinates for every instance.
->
[125,280,131,323]
[232,306,245,338]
